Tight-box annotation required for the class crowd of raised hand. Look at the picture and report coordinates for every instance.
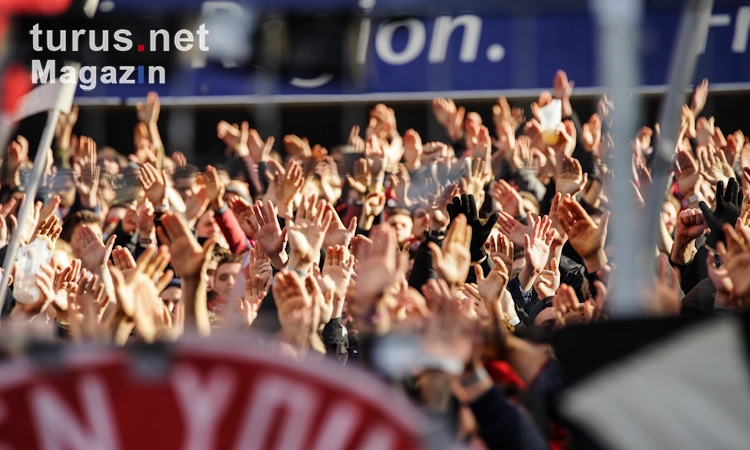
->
[1,70,748,447]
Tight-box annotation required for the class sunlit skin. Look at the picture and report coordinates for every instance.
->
[388,214,414,246]
[411,207,430,240]
[205,259,219,292]
[161,286,182,313]
[662,200,678,235]
[174,175,199,201]
[213,262,241,302]
[69,222,103,260]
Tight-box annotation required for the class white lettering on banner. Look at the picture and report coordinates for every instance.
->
[428,15,482,63]
[232,376,320,450]
[732,7,750,53]
[171,364,237,450]
[31,59,54,84]
[376,19,426,65]
[29,375,120,450]
[309,402,362,450]
[701,14,731,53]
[357,424,398,450]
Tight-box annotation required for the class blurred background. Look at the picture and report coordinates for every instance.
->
[4,0,750,164]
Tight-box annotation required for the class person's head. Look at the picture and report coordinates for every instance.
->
[60,210,102,258]
[213,254,243,301]
[196,210,230,249]
[223,180,252,206]
[410,206,430,240]
[662,196,680,234]
[52,169,77,208]
[97,172,117,213]
[173,165,200,200]
[518,191,540,217]
[388,208,414,246]
[97,146,126,176]
[207,246,232,292]
[160,279,182,313]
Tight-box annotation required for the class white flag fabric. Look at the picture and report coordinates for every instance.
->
[560,317,750,450]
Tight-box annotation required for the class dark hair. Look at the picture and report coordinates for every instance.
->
[216,253,243,269]
[173,164,200,180]
[212,245,232,262]
[60,210,101,243]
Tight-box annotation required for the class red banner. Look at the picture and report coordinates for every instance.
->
[0,336,424,449]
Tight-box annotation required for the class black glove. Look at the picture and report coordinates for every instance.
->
[699,178,743,247]
[446,193,499,262]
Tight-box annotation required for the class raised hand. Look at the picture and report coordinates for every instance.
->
[75,136,100,209]
[237,275,266,329]
[158,212,214,280]
[243,245,273,288]
[267,159,304,216]
[432,97,465,142]
[492,96,525,132]
[428,214,472,286]
[183,185,210,227]
[345,158,371,195]
[699,178,743,246]
[111,245,137,276]
[248,131,273,163]
[496,211,532,248]
[551,120,577,158]
[323,202,357,248]
[348,125,366,153]
[77,225,116,272]
[581,113,601,153]
[31,215,62,251]
[691,78,709,115]
[474,256,510,306]
[403,129,423,169]
[283,134,312,158]
[136,198,155,238]
[6,135,28,176]
[446,193,499,262]
[273,269,320,352]
[553,283,595,329]
[678,208,708,242]
[490,179,524,218]
[205,165,226,210]
[390,164,413,208]
[352,224,406,333]
[519,215,554,290]
[534,257,560,299]
[555,154,588,195]
[675,146,703,199]
[460,158,492,207]
[136,91,160,125]
[138,162,167,206]
[246,200,287,266]
[110,245,174,342]
[286,195,332,273]
[322,245,355,310]
[558,195,610,271]
[217,120,249,156]
[430,183,460,231]
[553,69,575,117]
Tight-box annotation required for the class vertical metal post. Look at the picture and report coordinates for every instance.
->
[0,109,60,313]
[591,0,644,316]
[642,0,714,283]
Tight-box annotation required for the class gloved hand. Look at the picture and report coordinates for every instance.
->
[699,178,743,247]
[446,193,499,262]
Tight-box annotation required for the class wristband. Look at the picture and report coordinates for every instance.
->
[680,193,702,209]
[285,265,308,278]
[154,204,169,213]
[509,315,521,327]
